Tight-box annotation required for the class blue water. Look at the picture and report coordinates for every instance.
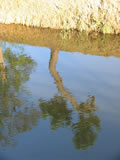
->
[0,43,120,160]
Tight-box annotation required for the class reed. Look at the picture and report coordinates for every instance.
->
[0,0,120,34]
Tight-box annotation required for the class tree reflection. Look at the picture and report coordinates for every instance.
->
[39,95,72,130]
[49,49,97,111]
[39,95,100,150]
[0,43,41,147]
[0,44,36,109]
[72,96,100,149]
[72,112,100,150]
[39,49,101,150]
[49,49,79,107]
[0,45,101,149]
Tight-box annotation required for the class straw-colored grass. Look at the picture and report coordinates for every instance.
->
[0,0,120,34]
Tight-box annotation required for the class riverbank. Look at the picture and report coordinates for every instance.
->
[0,0,120,34]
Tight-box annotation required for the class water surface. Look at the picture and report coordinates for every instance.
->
[0,32,120,160]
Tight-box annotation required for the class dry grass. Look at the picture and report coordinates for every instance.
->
[0,0,120,34]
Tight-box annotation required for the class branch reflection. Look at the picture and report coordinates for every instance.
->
[39,49,101,150]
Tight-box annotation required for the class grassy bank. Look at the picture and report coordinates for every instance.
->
[0,0,120,34]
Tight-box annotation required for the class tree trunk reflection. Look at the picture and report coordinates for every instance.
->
[49,49,79,108]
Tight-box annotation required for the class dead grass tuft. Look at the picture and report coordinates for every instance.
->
[0,0,120,34]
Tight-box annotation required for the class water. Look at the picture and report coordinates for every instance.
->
[0,36,120,160]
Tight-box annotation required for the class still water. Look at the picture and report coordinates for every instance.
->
[0,41,120,160]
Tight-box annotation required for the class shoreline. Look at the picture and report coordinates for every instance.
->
[0,0,120,34]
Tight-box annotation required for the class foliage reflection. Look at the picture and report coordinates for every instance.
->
[39,49,101,150]
[0,43,41,147]
[0,45,101,150]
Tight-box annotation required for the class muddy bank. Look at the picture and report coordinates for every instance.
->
[0,0,120,34]
[0,24,120,58]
